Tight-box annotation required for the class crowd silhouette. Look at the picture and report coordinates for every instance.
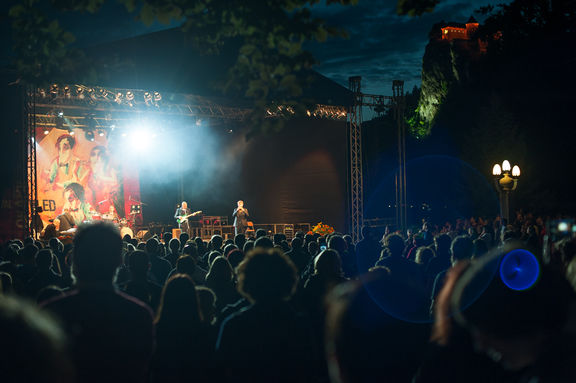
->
[1,210,576,383]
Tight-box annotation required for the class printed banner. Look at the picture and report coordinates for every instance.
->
[36,128,141,229]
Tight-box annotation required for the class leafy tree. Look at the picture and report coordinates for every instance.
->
[8,0,441,135]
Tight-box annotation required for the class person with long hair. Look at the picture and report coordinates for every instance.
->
[205,256,240,313]
[153,274,215,383]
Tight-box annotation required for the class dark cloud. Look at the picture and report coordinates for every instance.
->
[309,0,509,95]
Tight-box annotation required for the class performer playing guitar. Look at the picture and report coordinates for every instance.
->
[174,201,202,237]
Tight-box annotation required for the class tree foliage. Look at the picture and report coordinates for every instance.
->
[8,0,441,135]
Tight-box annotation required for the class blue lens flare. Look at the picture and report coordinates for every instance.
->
[499,249,540,291]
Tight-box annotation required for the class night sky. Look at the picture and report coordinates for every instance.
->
[1,0,508,96]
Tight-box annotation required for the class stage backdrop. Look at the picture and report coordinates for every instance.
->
[139,118,349,233]
[36,128,141,226]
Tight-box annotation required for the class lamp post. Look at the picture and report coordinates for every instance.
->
[492,160,521,223]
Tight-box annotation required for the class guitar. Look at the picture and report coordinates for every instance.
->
[176,210,202,224]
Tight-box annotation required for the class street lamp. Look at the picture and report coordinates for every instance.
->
[492,160,520,223]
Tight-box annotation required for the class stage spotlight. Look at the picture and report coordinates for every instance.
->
[58,111,64,117]
[88,88,97,100]
[85,130,95,142]
[153,92,162,102]
[144,92,153,106]
[195,119,202,127]
[99,130,105,137]
[76,86,85,99]
[63,86,71,98]
[50,84,58,95]
[99,88,109,98]
[115,92,123,104]
[130,131,152,150]
[39,88,47,98]
[44,129,49,135]
[126,91,134,101]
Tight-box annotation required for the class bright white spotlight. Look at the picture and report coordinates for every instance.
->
[131,130,153,151]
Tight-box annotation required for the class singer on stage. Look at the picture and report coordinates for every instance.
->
[232,200,249,235]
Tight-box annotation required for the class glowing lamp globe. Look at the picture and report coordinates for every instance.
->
[502,160,511,172]
[512,165,521,177]
[492,164,502,176]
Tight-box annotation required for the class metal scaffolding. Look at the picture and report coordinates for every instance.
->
[393,80,407,234]
[24,86,38,238]
[348,77,364,243]
[347,77,405,242]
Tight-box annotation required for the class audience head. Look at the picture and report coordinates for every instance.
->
[308,241,319,256]
[255,229,267,238]
[0,272,13,294]
[227,249,244,269]
[48,238,62,252]
[72,223,122,284]
[196,286,216,325]
[382,233,405,258]
[325,269,429,383]
[176,255,196,277]
[210,235,224,250]
[169,238,181,253]
[451,245,574,371]
[179,232,189,247]
[206,256,234,284]
[237,248,297,303]
[450,235,474,264]
[473,238,488,258]
[0,295,74,382]
[128,250,149,278]
[243,240,255,254]
[254,236,273,249]
[291,237,303,250]
[234,233,246,250]
[208,251,221,267]
[35,249,54,271]
[19,243,39,265]
[273,233,285,246]
[415,246,435,265]
[314,249,343,277]
[182,244,198,259]
[434,233,452,257]
[328,235,348,255]
[163,232,172,244]
[223,243,239,257]
[156,274,202,326]
[145,237,159,255]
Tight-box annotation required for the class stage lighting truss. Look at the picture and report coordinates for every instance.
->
[30,84,348,122]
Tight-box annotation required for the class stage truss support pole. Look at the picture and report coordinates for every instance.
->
[393,80,406,234]
[348,76,364,243]
[24,86,38,238]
